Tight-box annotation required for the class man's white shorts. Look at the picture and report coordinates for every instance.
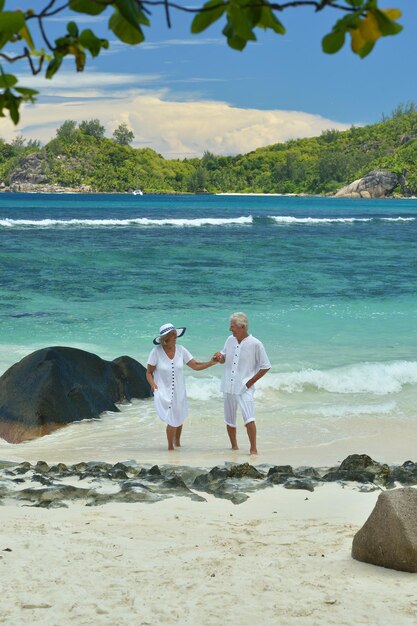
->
[223,388,255,427]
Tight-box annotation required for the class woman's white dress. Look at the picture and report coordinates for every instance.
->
[147,344,193,426]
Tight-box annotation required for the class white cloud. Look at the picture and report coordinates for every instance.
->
[1,72,351,158]
[139,38,224,50]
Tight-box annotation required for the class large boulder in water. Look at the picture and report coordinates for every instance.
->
[0,346,151,443]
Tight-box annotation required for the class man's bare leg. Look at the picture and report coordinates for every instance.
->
[227,425,239,450]
[174,425,183,447]
[246,421,257,455]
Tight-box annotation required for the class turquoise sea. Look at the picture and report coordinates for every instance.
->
[0,192,417,466]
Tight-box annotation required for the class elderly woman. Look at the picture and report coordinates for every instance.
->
[146,323,217,450]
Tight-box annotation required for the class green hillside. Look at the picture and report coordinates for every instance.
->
[1,104,417,195]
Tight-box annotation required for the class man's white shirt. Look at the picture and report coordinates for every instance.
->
[220,334,271,395]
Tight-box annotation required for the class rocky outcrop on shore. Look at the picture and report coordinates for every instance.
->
[1,182,93,193]
[0,151,92,193]
[0,347,151,443]
[0,454,416,508]
[335,169,401,198]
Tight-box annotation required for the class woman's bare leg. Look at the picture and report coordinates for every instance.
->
[166,425,176,450]
[174,425,183,447]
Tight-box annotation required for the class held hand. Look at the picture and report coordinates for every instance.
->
[152,383,158,393]
[213,352,224,363]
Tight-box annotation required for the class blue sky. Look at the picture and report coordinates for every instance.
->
[2,1,416,158]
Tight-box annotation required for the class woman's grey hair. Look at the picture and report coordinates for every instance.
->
[160,330,176,346]
[230,312,248,329]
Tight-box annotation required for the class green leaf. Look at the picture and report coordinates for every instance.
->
[322,30,346,54]
[46,54,63,79]
[72,46,86,71]
[0,10,26,48]
[0,11,25,33]
[357,40,375,58]
[14,86,38,99]
[109,10,144,45]
[79,29,108,56]
[222,22,248,51]
[19,23,35,50]
[258,7,285,35]
[114,0,149,27]
[0,73,18,89]
[67,21,79,37]
[5,91,20,124]
[226,6,256,41]
[69,0,108,16]
[191,0,226,34]
[0,0,5,10]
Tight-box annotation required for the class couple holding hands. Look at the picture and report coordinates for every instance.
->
[146,312,271,454]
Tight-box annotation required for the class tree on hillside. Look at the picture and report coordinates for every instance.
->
[55,120,78,142]
[79,119,106,139]
[113,123,135,146]
[0,1,403,124]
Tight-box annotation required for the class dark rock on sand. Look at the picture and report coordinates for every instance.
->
[352,488,417,572]
[1,455,417,507]
[193,463,267,504]
[267,465,318,491]
[0,346,151,443]
[322,469,377,484]
[384,461,417,487]
[322,454,390,485]
[283,478,316,492]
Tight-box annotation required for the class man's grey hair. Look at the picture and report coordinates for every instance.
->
[230,312,248,329]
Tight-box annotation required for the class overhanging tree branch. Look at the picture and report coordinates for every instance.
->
[0,0,403,124]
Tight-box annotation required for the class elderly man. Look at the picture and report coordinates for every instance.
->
[214,312,271,455]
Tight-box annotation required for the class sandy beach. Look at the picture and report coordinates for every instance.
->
[1,481,416,626]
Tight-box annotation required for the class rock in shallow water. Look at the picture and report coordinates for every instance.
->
[0,346,151,443]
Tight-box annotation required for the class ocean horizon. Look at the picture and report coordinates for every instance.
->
[0,192,416,466]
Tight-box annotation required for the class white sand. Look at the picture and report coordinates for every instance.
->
[1,484,417,626]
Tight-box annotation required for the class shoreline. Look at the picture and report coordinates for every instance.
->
[0,187,414,199]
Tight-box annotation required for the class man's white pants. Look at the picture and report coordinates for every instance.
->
[223,388,255,427]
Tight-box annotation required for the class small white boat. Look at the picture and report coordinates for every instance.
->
[132,189,143,196]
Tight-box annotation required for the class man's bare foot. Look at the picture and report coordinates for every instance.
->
[174,442,181,447]
[250,448,258,455]
[231,446,239,451]
[168,445,175,451]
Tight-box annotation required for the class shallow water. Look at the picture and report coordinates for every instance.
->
[0,193,416,466]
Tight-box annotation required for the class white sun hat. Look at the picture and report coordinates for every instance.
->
[153,323,186,345]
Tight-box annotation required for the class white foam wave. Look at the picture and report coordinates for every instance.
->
[269,216,415,225]
[269,216,372,224]
[0,216,253,228]
[380,217,416,222]
[185,361,417,401]
[186,375,221,401]
[266,361,417,395]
